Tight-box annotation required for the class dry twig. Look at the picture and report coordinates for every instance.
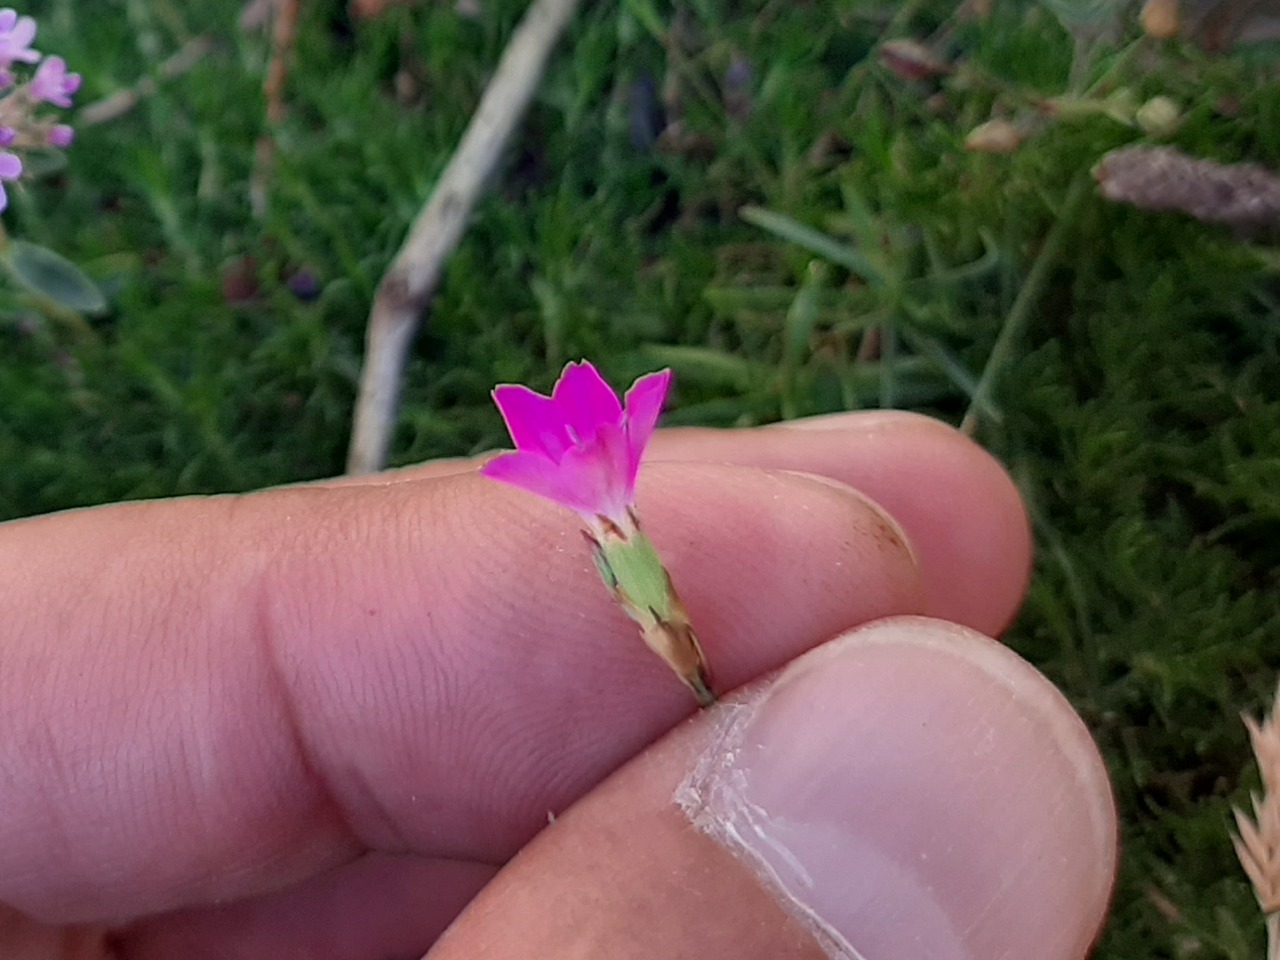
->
[346,0,583,474]
[1233,680,1280,960]
[249,0,301,218]
[77,36,214,127]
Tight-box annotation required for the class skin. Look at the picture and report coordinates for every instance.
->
[0,411,1115,959]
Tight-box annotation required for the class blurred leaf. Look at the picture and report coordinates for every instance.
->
[643,344,765,390]
[783,260,827,370]
[618,0,667,42]
[19,149,70,178]
[899,326,994,418]
[3,240,107,315]
[779,260,826,418]
[1039,0,1124,31]
[740,206,887,287]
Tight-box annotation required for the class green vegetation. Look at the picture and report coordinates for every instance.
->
[3,0,1278,955]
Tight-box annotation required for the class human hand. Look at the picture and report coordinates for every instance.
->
[0,411,1115,959]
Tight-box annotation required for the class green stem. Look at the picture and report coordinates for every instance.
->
[961,175,1090,437]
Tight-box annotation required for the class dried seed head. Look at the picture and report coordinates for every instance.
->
[1094,145,1280,237]
[1233,681,1280,916]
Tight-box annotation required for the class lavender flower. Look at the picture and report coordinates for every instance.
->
[0,10,39,70]
[29,55,78,108]
[0,148,21,211]
[0,10,78,212]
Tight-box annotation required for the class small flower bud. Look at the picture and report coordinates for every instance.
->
[46,123,73,147]
[964,118,1023,154]
[1136,96,1181,137]
[286,267,321,302]
[0,148,21,209]
[879,39,949,81]
[1140,0,1180,40]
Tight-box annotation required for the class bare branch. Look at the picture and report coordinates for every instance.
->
[346,0,584,474]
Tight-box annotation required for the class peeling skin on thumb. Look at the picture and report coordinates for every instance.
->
[675,696,870,960]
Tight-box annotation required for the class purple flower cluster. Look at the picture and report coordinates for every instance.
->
[0,9,80,211]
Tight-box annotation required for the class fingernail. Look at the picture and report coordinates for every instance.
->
[775,470,919,573]
[677,617,1116,960]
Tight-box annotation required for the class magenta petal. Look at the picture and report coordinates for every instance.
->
[482,363,665,524]
[480,450,591,514]
[4,26,38,64]
[552,361,622,443]
[557,426,633,520]
[492,384,573,460]
[622,368,672,470]
[481,447,623,520]
[11,18,35,47]
[481,429,635,522]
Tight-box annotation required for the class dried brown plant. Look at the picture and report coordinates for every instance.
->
[1094,145,1280,238]
[1233,681,1280,960]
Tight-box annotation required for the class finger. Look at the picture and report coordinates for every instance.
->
[1,462,924,923]
[115,855,496,960]
[324,411,1031,636]
[653,411,1032,635]
[317,456,479,485]
[424,617,1118,960]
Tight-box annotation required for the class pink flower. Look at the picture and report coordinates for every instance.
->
[0,148,22,211]
[29,55,79,108]
[46,123,73,147]
[0,9,39,70]
[481,361,672,526]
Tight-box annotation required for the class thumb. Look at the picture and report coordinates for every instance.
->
[429,616,1117,960]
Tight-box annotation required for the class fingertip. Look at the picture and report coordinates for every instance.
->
[654,411,1033,635]
[635,462,927,694]
[861,415,1032,635]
